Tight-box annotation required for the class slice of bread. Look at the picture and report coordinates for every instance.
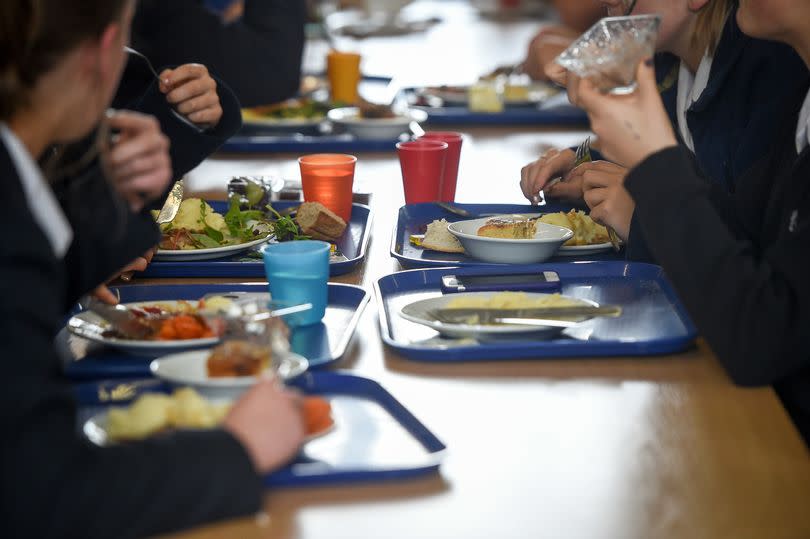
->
[476,216,537,239]
[295,202,347,241]
[421,219,465,253]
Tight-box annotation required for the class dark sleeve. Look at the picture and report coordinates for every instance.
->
[624,158,743,263]
[130,76,243,178]
[0,205,263,538]
[624,146,810,385]
[56,169,161,310]
[132,0,305,107]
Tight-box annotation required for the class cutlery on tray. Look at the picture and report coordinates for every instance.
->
[81,296,155,340]
[428,304,622,326]
[119,178,184,281]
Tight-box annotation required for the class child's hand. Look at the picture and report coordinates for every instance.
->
[159,64,223,129]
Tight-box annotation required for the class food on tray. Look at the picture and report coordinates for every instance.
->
[241,98,331,122]
[99,297,231,341]
[156,314,215,340]
[206,340,271,378]
[295,202,347,241]
[476,216,538,239]
[104,388,333,442]
[468,82,503,113]
[106,388,231,441]
[445,291,582,310]
[303,396,334,436]
[421,219,465,253]
[155,197,272,250]
[357,99,397,119]
[538,210,610,246]
[503,83,530,102]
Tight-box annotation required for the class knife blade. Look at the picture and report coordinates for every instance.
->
[84,297,155,340]
[430,305,622,324]
[155,178,184,224]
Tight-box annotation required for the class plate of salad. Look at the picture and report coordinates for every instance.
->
[241,98,333,130]
[153,187,302,261]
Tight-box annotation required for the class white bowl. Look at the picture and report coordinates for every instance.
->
[327,106,427,140]
[447,215,573,264]
[150,349,308,400]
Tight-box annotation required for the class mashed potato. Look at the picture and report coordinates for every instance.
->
[160,198,228,233]
[105,388,232,442]
[539,210,609,246]
[445,291,582,309]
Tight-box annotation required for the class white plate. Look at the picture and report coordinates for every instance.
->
[327,106,427,140]
[556,242,614,256]
[400,292,596,339]
[150,349,309,400]
[153,234,272,262]
[447,215,573,264]
[83,397,332,446]
[67,300,220,355]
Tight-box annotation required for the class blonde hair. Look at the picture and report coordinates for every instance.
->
[691,0,736,56]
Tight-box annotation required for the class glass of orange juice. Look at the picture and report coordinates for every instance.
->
[327,50,361,104]
[298,154,357,222]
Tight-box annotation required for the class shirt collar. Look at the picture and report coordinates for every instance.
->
[676,53,713,152]
[0,124,73,257]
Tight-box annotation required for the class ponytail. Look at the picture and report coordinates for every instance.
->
[0,0,39,120]
[0,0,130,121]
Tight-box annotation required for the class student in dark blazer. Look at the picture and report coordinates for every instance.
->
[519,1,808,246]
[52,49,244,308]
[572,0,810,445]
[0,1,305,537]
[130,0,306,107]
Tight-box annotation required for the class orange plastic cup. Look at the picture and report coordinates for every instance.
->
[298,154,357,222]
[327,50,361,104]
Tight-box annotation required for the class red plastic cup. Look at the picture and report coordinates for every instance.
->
[298,154,357,222]
[396,140,448,204]
[420,131,463,202]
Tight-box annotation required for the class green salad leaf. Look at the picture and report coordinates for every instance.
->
[190,233,221,249]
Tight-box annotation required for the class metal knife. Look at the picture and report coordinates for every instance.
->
[84,297,154,340]
[155,178,184,224]
[430,305,622,324]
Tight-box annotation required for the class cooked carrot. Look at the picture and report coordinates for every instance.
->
[303,396,333,435]
[156,315,213,340]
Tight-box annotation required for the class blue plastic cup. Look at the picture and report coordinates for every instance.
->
[261,241,330,327]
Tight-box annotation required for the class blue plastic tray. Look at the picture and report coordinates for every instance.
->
[141,200,372,278]
[60,282,370,380]
[221,133,405,154]
[418,104,588,126]
[390,202,622,268]
[375,262,697,361]
[74,372,446,487]
[221,77,407,153]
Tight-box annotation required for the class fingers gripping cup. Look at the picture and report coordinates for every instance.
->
[261,241,330,327]
[396,139,448,204]
[299,153,357,222]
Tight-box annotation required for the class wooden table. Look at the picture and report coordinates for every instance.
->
[161,3,810,537]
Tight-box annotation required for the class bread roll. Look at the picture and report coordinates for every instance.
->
[421,219,465,253]
[295,202,347,241]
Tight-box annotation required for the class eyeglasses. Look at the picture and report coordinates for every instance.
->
[605,0,637,17]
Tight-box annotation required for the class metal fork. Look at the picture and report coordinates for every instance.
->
[541,136,591,193]
[124,46,203,132]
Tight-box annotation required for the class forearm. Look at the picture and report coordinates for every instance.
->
[625,146,810,385]
[132,77,242,178]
